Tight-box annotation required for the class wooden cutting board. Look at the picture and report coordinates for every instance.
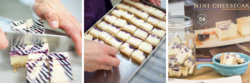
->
[195,28,250,48]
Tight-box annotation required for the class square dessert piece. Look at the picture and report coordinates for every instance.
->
[216,20,238,40]
[169,67,181,77]
[88,27,102,38]
[237,16,250,36]
[146,16,160,26]
[10,43,49,71]
[175,46,192,64]
[157,21,166,31]
[134,28,148,40]
[133,2,145,9]
[26,53,49,83]
[138,42,153,54]
[184,56,195,68]
[145,35,161,46]
[122,23,137,33]
[140,22,153,32]
[131,50,146,64]
[152,9,165,19]
[134,10,149,20]
[121,11,134,21]
[123,0,134,5]
[99,31,112,42]
[116,3,130,11]
[141,6,156,15]
[48,52,73,83]
[116,31,131,41]
[108,37,123,49]
[220,53,237,65]
[97,21,110,31]
[84,34,94,40]
[111,9,124,17]
[106,25,120,35]
[120,43,135,57]
[131,17,144,27]
[128,7,139,14]
[11,19,45,34]
[104,14,117,24]
[126,36,142,47]
[152,28,165,38]
[113,18,127,28]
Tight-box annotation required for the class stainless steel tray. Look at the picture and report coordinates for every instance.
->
[84,0,166,83]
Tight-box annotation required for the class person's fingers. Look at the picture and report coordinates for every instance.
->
[0,28,8,49]
[155,0,161,6]
[104,55,120,67]
[101,65,113,70]
[44,10,59,29]
[75,38,82,56]
[101,44,118,56]
[149,0,157,5]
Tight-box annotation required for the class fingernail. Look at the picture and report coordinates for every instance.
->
[51,20,58,28]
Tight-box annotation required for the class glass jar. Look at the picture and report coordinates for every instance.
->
[168,15,196,78]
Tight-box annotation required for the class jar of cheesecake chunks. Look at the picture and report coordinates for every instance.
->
[168,15,196,78]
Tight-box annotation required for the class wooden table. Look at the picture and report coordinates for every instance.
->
[186,62,250,83]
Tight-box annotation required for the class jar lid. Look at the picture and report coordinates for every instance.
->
[168,15,193,29]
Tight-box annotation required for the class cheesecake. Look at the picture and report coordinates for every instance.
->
[237,16,250,36]
[216,20,238,40]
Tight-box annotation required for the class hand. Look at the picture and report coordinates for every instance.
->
[84,40,120,72]
[0,28,8,49]
[133,0,161,6]
[33,0,82,56]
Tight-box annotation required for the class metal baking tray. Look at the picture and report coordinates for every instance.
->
[84,0,166,83]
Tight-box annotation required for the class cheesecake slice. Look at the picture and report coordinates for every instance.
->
[216,20,238,40]
[10,43,49,71]
[237,16,250,36]
[49,52,72,83]
[11,19,45,34]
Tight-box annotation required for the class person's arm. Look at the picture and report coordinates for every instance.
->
[84,40,120,72]
[134,0,161,6]
[33,0,82,56]
[0,28,8,49]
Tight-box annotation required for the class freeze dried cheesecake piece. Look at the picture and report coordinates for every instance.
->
[11,19,45,34]
[106,25,120,35]
[84,34,94,40]
[131,17,144,27]
[134,10,149,20]
[122,23,137,33]
[220,53,245,65]
[48,52,72,83]
[116,31,131,41]
[175,46,192,64]
[133,2,146,9]
[113,18,127,28]
[237,16,250,36]
[128,7,139,14]
[184,56,195,68]
[140,22,153,32]
[120,43,135,57]
[108,37,123,49]
[10,43,49,71]
[151,9,165,20]
[99,31,112,42]
[131,50,146,64]
[126,36,142,47]
[145,35,160,46]
[146,16,160,26]
[134,28,148,40]
[111,9,124,17]
[104,14,117,24]
[121,11,134,21]
[88,27,102,38]
[152,28,165,38]
[116,3,130,11]
[138,42,153,54]
[26,53,49,83]
[169,67,181,77]
[97,21,110,31]
[141,6,156,15]
[216,20,238,40]
[157,21,166,31]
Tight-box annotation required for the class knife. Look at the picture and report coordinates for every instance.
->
[0,17,75,52]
